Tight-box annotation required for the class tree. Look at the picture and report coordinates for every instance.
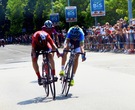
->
[0,4,5,38]
[4,0,135,36]
[33,0,52,30]
[23,0,36,33]
[6,0,28,35]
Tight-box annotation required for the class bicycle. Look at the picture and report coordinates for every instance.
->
[39,50,57,100]
[60,49,85,97]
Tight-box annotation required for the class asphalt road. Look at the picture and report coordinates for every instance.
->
[0,45,135,110]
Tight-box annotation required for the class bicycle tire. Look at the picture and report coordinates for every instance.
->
[47,62,56,100]
[40,50,57,100]
[61,63,69,94]
[49,76,56,100]
[42,62,49,97]
[61,62,74,96]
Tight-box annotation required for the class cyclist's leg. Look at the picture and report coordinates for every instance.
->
[73,47,80,75]
[69,47,80,86]
[31,49,43,85]
[73,54,79,75]
[48,53,58,81]
[46,43,56,76]
[59,41,70,76]
[59,51,68,76]
[31,49,40,77]
[62,41,70,66]
[48,53,55,75]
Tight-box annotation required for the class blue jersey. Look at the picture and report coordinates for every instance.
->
[66,27,85,42]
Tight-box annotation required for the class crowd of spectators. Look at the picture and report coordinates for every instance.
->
[0,34,32,45]
[1,18,135,55]
[84,18,135,54]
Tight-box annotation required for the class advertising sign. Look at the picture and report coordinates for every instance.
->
[65,6,77,22]
[90,0,105,17]
[50,13,59,25]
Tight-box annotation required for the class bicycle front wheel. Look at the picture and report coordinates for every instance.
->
[49,76,56,100]
[48,63,56,100]
[61,62,73,96]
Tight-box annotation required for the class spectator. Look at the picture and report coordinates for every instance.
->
[128,25,135,53]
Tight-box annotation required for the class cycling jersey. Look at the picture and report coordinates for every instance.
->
[32,30,55,51]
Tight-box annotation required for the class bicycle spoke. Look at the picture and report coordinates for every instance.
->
[61,62,73,96]
[48,65,56,100]
[49,81,56,100]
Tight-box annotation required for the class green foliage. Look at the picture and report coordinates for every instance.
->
[0,4,5,37]
[3,0,135,35]
[0,4,5,25]
[23,0,36,33]
[6,0,28,34]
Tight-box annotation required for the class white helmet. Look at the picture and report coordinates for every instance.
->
[44,20,53,28]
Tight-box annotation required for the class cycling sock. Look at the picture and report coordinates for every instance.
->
[52,69,55,75]
[36,72,41,79]
[72,73,75,79]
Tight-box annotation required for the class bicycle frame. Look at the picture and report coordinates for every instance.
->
[61,49,81,96]
[39,50,56,100]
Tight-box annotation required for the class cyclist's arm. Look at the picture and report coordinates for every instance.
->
[47,34,56,47]
[79,32,85,53]
[64,38,70,49]
[80,41,85,53]
[47,34,60,55]
[55,33,60,44]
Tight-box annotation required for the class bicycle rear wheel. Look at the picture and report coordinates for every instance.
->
[42,62,49,97]
[61,62,73,96]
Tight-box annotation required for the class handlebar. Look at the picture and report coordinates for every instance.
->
[38,50,58,55]
[63,49,84,55]
[63,49,86,61]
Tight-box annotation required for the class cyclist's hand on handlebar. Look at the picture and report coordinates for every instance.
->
[56,49,61,58]
[60,49,67,58]
[81,52,86,62]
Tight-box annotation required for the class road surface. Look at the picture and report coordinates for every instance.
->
[0,45,135,110]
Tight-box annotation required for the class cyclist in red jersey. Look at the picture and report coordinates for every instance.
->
[31,30,60,86]
[42,20,60,48]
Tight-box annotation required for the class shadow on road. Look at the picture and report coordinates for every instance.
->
[56,94,78,100]
[17,94,78,105]
[17,96,52,105]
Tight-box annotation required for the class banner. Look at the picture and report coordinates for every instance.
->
[90,0,105,17]
[50,13,59,25]
[65,6,77,22]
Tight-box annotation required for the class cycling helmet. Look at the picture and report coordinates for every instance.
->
[70,26,81,38]
[44,20,53,28]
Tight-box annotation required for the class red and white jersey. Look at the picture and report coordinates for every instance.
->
[32,30,55,50]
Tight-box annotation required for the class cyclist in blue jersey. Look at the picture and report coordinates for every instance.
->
[59,25,86,86]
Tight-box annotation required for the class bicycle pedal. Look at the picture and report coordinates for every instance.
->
[59,77,62,80]
[54,78,58,82]
[59,76,64,80]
